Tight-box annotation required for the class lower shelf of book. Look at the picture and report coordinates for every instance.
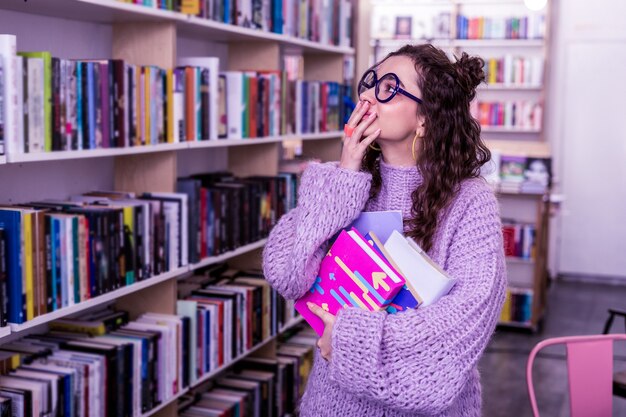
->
[143,316,305,417]
[0,238,273,343]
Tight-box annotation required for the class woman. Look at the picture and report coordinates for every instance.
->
[263,44,506,416]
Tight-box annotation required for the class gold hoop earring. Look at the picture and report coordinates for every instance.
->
[369,142,381,151]
[412,132,420,161]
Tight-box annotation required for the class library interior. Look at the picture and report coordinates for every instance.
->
[0,0,625,416]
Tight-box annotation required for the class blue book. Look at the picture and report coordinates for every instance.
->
[76,62,83,150]
[50,216,60,310]
[272,0,283,33]
[87,62,96,149]
[349,210,403,244]
[0,209,25,323]
[364,231,421,314]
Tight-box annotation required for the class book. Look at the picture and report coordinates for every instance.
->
[383,230,456,307]
[348,210,403,244]
[295,228,406,336]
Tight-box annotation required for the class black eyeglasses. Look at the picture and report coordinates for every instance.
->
[358,70,423,104]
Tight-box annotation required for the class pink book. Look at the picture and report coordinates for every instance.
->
[295,228,406,336]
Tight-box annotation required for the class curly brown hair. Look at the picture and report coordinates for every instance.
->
[362,44,491,252]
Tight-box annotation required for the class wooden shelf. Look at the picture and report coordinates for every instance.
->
[3,132,344,164]
[479,84,542,91]
[0,326,10,342]
[497,190,547,197]
[482,126,541,133]
[8,267,188,333]
[506,256,535,265]
[189,239,268,271]
[497,320,534,329]
[0,0,353,55]
[142,316,305,417]
[453,39,545,48]
[184,16,354,55]
[299,131,344,141]
[7,143,189,163]
[371,38,544,49]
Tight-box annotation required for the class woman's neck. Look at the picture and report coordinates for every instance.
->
[379,136,418,167]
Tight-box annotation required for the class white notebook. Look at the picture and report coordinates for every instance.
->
[384,230,456,307]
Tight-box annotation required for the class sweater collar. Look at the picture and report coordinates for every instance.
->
[378,158,423,192]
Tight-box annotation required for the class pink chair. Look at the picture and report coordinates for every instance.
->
[527,334,626,417]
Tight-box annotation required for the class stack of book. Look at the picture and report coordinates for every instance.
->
[485,154,551,194]
[295,211,457,335]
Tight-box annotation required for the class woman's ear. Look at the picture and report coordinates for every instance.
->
[416,120,425,138]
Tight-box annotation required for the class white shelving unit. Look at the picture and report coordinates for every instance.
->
[360,0,551,332]
[0,0,354,55]
[4,132,343,164]
[0,1,350,414]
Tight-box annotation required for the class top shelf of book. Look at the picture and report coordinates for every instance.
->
[0,0,354,55]
[371,38,544,49]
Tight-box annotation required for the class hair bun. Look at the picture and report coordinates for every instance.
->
[454,52,485,96]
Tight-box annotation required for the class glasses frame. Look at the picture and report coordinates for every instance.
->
[358,70,423,104]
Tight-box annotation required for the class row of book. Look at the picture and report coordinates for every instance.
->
[471,100,543,130]
[0,308,177,417]
[502,221,537,260]
[483,56,544,87]
[456,15,546,40]
[116,0,353,48]
[179,326,316,417]
[0,263,300,417]
[177,172,298,264]
[482,153,552,194]
[0,172,297,325]
[0,35,353,156]
[499,287,533,324]
[176,263,298,384]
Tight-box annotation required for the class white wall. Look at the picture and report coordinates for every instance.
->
[548,0,626,280]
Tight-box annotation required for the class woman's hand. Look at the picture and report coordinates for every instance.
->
[307,302,337,361]
[339,101,381,172]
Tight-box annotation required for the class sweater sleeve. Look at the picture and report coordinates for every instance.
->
[328,186,507,415]
[262,162,372,300]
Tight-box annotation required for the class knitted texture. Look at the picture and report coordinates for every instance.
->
[262,159,507,417]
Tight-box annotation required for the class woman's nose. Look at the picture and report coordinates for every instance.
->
[359,87,375,107]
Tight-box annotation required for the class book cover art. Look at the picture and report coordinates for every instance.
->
[500,155,527,183]
[384,230,456,307]
[295,228,406,336]
[364,231,421,313]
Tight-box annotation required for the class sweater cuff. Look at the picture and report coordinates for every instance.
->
[299,162,372,215]
[329,307,385,395]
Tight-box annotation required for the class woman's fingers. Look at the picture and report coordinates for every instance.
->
[307,302,334,324]
[346,101,369,129]
[351,112,378,142]
[358,128,382,151]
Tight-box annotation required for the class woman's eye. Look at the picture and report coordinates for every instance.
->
[383,82,396,93]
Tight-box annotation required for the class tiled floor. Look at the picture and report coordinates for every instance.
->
[480,280,626,416]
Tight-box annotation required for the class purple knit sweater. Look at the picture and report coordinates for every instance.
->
[263,159,506,417]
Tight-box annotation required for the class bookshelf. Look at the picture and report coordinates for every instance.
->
[3,133,342,164]
[358,0,552,331]
[0,1,353,415]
